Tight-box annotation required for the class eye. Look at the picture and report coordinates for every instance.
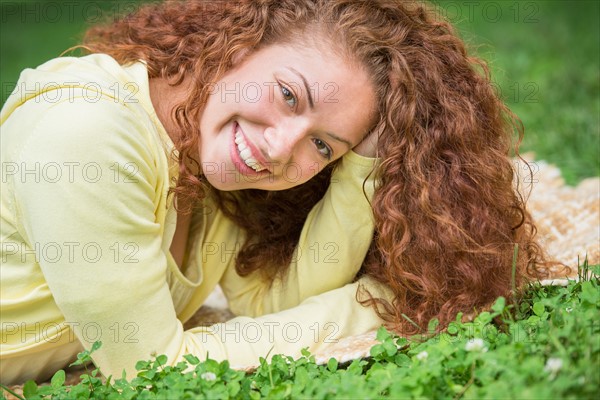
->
[279,84,297,108]
[312,138,332,160]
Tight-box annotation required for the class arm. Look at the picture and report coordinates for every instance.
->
[218,151,378,316]
[12,96,185,379]
[187,276,389,368]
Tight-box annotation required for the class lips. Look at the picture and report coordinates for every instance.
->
[230,122,270,176]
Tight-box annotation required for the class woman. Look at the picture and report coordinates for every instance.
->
[0,0,548,384]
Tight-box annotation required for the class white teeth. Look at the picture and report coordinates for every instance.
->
[235,131,266,172]
[240,148,252,159]
[246,157,259,166]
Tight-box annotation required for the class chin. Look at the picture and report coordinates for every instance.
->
[203,174,240,191]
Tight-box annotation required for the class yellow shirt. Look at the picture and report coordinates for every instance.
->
[0,54,387,383]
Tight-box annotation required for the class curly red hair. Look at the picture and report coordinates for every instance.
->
[82,0,561,334]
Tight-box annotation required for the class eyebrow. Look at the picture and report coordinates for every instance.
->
[286,67,314,109]
[286,67,353,150]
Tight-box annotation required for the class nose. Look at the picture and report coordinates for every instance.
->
[264,120,309,163]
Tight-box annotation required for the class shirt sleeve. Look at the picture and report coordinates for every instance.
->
[11,96,184,379]
[183,276,388,369]
[218,152,378,316]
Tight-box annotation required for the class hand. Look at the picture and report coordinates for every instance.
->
[352,128,379,158]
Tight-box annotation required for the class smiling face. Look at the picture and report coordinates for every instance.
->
[197,41,377,191]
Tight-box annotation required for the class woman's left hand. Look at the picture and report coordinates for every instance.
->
[352,128,379,158]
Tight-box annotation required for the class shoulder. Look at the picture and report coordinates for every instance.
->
[2,55,164,171]
[5,96,153,167]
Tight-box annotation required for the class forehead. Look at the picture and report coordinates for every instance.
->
[250,43,375,108]
[252,42,359,82]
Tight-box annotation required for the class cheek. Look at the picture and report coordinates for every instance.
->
[240,91,276,118]
[198,96,220,135]
[241,83,266,105]
[221,79,276,108]
[293,159,325,184]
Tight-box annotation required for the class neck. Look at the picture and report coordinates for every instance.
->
[149,77,201,175]
[149,77,187,146]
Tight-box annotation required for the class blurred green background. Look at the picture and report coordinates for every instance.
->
[1,0,598,184]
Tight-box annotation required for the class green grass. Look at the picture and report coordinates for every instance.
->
[3,262,598,399]
[436,0,600,184]
[1,0,598,183]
